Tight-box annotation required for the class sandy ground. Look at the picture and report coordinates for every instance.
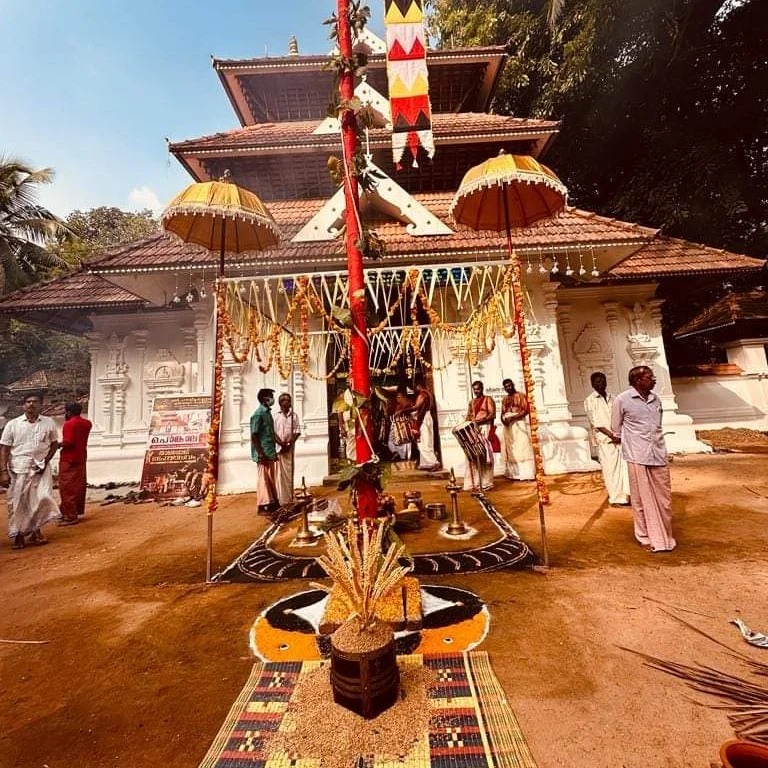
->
[1,452,767,768]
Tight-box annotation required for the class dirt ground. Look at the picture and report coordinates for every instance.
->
[1,452,767,768]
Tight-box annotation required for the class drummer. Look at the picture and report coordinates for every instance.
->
[464,380,495,492]
[387,384,415,461]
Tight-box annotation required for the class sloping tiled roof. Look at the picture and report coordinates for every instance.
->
[169,114,560,154]
[0,271,149,313]
[212,46,508,71]
[85,197,657,274]
[609,237,765,279]
[7,370,50,391]
[675,290,768,338]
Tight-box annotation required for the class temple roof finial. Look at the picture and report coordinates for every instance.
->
[288,35,299,56]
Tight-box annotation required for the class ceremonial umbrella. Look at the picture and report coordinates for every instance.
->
[450,151,567,567]
[162,172,281,581]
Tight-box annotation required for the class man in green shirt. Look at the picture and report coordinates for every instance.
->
[250,388,279,513]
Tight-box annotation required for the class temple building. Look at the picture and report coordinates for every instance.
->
[0,33,764,490]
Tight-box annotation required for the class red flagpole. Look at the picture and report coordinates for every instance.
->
[338,0,377,520]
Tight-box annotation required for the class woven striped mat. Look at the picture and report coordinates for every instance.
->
[199,651,536,768]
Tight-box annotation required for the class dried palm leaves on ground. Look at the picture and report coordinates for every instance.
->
[622,612,768,744]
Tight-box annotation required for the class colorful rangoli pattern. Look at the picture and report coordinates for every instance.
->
[384,0,435,168]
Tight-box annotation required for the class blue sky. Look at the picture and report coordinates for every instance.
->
[1,1,387,218]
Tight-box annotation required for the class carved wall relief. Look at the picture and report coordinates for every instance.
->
[144,348,185,417]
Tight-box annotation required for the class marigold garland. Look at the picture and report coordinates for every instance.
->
[215,264,532,379]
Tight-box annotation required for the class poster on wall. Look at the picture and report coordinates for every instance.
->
[140,395,212,501]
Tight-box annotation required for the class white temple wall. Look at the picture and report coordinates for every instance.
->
[429,275,597,476]
[557,283,711,454]
[80,275,715,492]
[672,373,768,430]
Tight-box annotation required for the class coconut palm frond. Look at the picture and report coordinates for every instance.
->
[621,646,768,744]
[0,157,76,294]
[546,0,566,30]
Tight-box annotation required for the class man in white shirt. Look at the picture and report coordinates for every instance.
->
[584,372,630,506]
[273,393,301,506]
[0,394,61,549]
[611,366,676,553]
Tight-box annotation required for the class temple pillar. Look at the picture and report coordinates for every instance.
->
[623,299,710,454]
[98,333,130,446]
[182,325,198,392]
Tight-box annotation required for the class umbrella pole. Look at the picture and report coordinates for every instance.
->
[204,223,227,582]
[502,184,550,567]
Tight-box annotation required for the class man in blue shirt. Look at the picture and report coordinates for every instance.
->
[611,366,676,552]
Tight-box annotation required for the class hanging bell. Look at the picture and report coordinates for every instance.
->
[199,285,207,299]
[172,292,181,304]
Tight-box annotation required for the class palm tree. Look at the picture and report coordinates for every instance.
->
[0,157,74,295]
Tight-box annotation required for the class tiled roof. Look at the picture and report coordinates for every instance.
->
[675,290,768,338]
[84,197,658,274]
[169,114,559,153]
[212,46,507,70]
[609,237,765,279]
[0,271,149,313]
[0,198,759,317]
[6,370,50,391]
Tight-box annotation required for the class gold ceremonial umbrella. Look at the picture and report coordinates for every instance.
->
[450,151,567,567]
[162,171,281,582]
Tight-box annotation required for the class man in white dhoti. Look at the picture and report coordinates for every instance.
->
[463,381,495,492]
[408,377,440,471]
[611,366,676,553]
[500,379,535,481]
[0,395,61,549]
[273,393,301,506]
[584,372,630,506]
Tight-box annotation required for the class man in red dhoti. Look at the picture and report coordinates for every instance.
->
[58,402,92,525]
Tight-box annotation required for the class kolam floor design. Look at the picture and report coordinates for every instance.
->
[214,492,534,583]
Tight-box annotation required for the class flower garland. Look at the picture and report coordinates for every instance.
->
[204,280,226,515]
[508,254,549,505]
[214,264,529,380]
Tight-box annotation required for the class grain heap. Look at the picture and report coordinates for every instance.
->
[698,427,768,453]
[272,662,435,767]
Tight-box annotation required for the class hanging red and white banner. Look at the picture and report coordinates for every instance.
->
[384,0,435,168]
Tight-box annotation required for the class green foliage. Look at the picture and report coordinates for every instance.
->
[0,157,74,294]
[0,321,90,389]
[428,0,767,257]
[1,204,157,393]
[429,0,768,364]
[337,459,384,492]
[52,206,158,263]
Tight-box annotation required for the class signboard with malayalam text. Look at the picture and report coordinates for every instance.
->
[140,395,212,500]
